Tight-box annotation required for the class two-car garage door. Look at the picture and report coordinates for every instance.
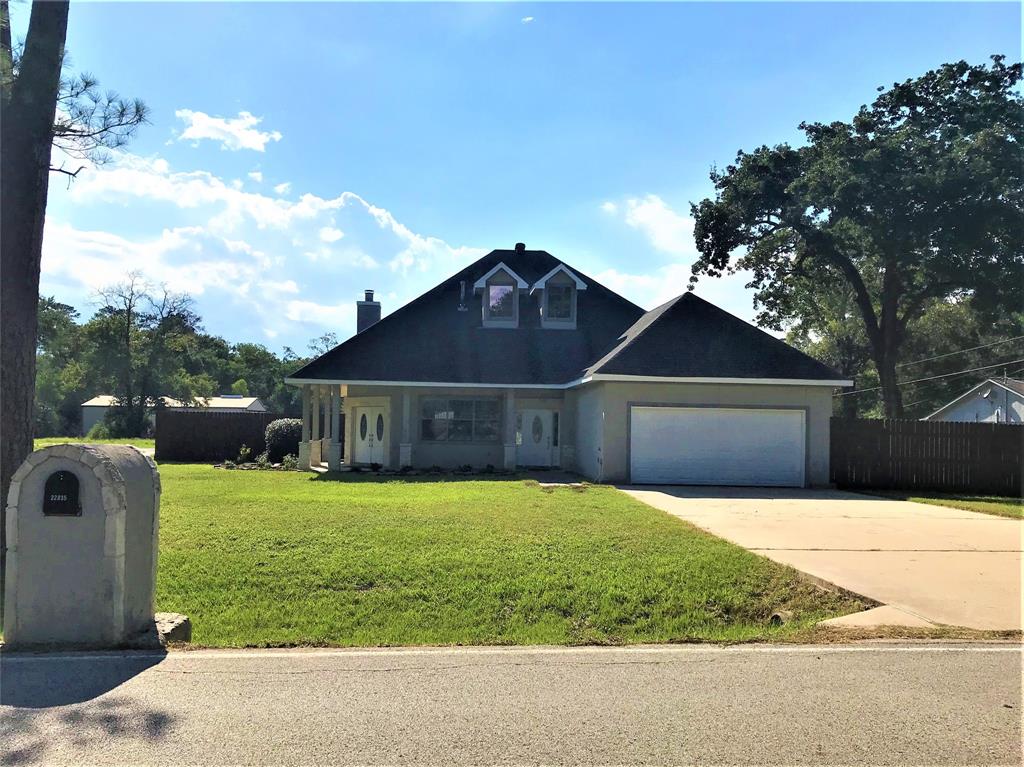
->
[629,406,806,487]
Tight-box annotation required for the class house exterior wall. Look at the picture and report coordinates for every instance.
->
[574,381,834,486]
[930,390,1023,424]
[343,385,569,469]
[81,405,109,436]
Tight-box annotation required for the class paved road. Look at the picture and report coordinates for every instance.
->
[2,644,1020,765]
[621,486,1023,630]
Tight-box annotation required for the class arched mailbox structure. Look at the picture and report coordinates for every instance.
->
[3,444,160,648]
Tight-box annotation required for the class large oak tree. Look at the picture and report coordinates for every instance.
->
[690,57,1024,417]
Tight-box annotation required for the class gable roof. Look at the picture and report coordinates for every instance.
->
[472,261,528,290]
[584,292,845,383]
[531,264,588,293]
[923,377,1024,420]
[287,248,645,386]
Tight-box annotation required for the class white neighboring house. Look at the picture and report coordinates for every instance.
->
[923,378,1024,424]
[80,395,183,436]
[81,394,267,435]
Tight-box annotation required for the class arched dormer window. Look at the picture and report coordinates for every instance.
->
[531,264,587,329]
[473,262,528,328]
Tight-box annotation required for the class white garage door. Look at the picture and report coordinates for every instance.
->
[629,406,806,487]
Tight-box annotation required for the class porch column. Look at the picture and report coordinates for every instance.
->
[399,390,413,467]
[503,389,516,471]
[298,384,311,468]
[310,385,322,466]
[328,385,342,470]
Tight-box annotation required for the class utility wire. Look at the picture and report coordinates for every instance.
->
[834,357,1024,397]
[896,335,1024,368]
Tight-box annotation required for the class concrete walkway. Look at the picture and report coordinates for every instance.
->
[620,486,1023,630]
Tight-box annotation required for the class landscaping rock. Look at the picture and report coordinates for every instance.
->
[156,612,193,643]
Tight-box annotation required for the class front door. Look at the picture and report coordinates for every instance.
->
[516,409,554,467]
[354,407,387,465]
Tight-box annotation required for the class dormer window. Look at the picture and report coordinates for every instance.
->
[531,264,587,329]
[473,261,528,328]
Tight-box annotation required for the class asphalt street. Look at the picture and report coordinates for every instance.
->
[1,643,1021,765]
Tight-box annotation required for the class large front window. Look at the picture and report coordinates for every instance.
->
[488,285,515,318]
[421,398,501,442]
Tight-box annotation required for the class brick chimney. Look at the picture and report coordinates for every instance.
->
[357,289,381,333]
[514,242,526,254]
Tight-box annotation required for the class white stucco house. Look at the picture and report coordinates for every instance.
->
[923,378,1024,424]
[81,394,267,435]
[285,245,851,487]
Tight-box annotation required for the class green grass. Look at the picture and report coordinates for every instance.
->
[870,491,1023,519]
[34,436,154,450]
[156,465,867,647]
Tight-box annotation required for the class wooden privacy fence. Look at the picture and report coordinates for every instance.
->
[156,410,285,462]
[830,418,1023,496]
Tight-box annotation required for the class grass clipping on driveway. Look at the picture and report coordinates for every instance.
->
[157,466,867,647]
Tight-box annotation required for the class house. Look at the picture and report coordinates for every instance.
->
[81,394,267,435]
[80,395,183,435]
[285,244,850,486]
[923,378,1024,424]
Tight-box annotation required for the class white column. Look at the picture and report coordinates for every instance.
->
[310,385,322,465]
[399,390,413,467]
[503,389,517,471]
[328,385,342,470]
[298,385,311,468]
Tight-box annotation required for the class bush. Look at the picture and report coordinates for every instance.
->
[238,444,251,463]
[87,422,112,439]
[265,418,302,462]
[255,451,270,469]
[281,454,299,471]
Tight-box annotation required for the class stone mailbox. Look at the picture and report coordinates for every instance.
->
[3,444,160,648]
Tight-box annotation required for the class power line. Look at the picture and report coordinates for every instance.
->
[834,357,1024,397]
[896,335,1024,368]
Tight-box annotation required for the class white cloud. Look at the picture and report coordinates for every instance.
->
[600,201,617,214]
[248,171,263,183]
[621,194,696,257]
[175,109,283,152]
[274,182,291,195]
[45,150,485,347]
[521,16,534,23]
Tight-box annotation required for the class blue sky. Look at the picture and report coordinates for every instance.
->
[20,1,1018,353]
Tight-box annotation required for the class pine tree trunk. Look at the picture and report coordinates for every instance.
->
[0,0,70,614]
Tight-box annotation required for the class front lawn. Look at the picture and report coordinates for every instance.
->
[34,436,155,450]
[869,491,1023,520]
[157,465,866,647]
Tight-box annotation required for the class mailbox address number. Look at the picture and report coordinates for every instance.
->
[43,471,81,516]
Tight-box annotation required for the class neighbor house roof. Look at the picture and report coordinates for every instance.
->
[923,377,1024,420]
[583,292,844,382]
[287,248,645,387]
[82,395,183,408]
[168,396,266,410]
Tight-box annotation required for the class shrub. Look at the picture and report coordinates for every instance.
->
[265,418,302,462]
[87,422,112,439]
[281,454,299,471]
[238,444,252,463]
[255,451,270,469]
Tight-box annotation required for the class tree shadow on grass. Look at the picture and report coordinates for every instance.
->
[0,652,176,765]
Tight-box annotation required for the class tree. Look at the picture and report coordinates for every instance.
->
[308,332,338,357]
[1,0,147,524]
[231,378,250,397]
[690,57,1024,417]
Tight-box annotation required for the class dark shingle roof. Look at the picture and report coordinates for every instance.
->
[585,292,843,381]
[288,251,842,386]
[288,249,645,385]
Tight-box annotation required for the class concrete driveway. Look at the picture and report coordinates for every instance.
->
[620,486,1023,631]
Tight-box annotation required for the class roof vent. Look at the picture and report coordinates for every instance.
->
[514,242,525,254]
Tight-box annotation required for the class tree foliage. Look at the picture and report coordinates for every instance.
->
[691,56,1024,416]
